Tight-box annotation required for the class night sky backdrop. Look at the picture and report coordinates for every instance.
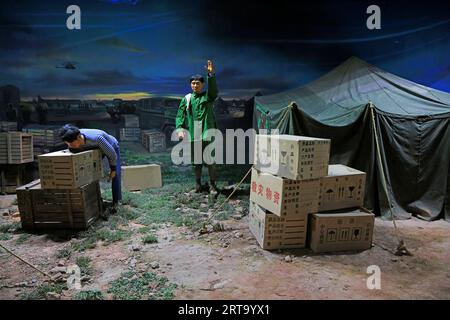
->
[1,0,449,99]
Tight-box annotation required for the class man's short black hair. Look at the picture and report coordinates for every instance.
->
[59,124,80,142]
[190,74,204,83]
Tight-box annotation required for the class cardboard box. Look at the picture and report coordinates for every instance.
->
[38,149,103,189]
[17,179,102,230]
[0,132,34,164]
[122,164,162,191]
[250,168,319,217]
[309,207,374,253]
[318,164,366,211]
[254,134,330,180]
[249,201,308,250]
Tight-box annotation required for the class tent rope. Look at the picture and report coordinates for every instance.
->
[200,166,253,232]
[369,104,412,256]
[0,242,54,280]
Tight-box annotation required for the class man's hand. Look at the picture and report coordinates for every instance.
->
[108,170,116,182]
[178,130,186,140]
[206,60,214,74]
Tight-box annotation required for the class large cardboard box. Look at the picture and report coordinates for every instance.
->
[17,179,102,230]
[318,164,366,212]
[250,168,319,217]
[249,201,308,250]
[254,134,330,180]
[38,149,103,189]
[122,164,162,191]
[309,207,374,253]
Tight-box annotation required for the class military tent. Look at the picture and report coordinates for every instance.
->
[253,57,450,221]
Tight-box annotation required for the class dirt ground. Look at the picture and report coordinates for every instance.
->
[1,191,449,300]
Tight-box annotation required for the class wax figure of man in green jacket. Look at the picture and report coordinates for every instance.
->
[175,60,219,195]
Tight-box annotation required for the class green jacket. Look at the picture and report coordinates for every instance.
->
[175,74,218,141]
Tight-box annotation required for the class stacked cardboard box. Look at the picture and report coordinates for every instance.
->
[22,125,65,158]
[16,149,103,230]
[308,164,373,253]
[249,134,374,253]
[309,208,374,253]
[141,130,166,153]
[249,134,331,250]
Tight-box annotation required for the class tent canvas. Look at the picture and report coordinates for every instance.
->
[254,57,450,221]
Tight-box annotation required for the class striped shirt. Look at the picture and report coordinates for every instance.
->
[77,129,119,168]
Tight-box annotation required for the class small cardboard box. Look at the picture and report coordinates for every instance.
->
[318,164,366,212]
[122,164,162,191]
[38,149,103,189]
[249,201,308,250]
[254,134,330,180]
[309,207,374,253]
[250,168,319,217]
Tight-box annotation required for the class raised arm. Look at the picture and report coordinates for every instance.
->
[206,60,218,101]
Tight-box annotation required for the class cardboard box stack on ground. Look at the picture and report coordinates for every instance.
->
[249,134,330,250]
[22,125,65,158]
[17,149,104,230]
[122,164,162,191]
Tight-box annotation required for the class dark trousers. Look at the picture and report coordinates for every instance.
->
[112,144,122,204]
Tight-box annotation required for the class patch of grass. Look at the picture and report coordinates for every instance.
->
[74,290,104,300]
[21,282,67,300]
[71,236,97,252]
[96,228,132,244]
[107,271,177,300]
[0,222,21,233]
[56,247,72,259]
[76,256,93,276]
[0,232,12,240]
[15,233,31,245]
[142,234,158,244]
